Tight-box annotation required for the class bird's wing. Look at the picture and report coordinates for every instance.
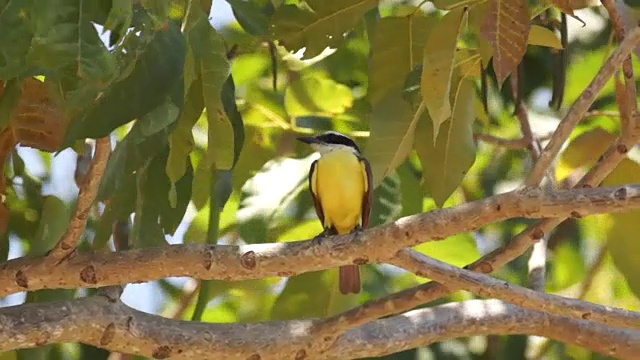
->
[309,159,324,225]
[359,156,373,229]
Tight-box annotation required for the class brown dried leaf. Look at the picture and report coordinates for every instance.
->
[480,0,530,86]
[11,78,68,152]
[551,0,576,15]
[550,0,587,26]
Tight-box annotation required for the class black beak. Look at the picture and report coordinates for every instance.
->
[296,136,319,145]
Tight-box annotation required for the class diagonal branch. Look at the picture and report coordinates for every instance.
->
[0,293,639,359]
[602,0,639,133]
[525,26,640,186]
[1,185,640,297]
[390,248,640,330]
[48,137,111,259]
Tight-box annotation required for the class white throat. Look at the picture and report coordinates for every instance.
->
[311,143,359,156]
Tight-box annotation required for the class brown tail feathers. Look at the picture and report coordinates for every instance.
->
[339,264,360,294]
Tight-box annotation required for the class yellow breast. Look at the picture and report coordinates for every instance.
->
[313,149,366,234]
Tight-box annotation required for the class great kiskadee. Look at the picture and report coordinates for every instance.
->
[297,131,373,295]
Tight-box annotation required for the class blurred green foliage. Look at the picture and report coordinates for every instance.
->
[0,0,639,359]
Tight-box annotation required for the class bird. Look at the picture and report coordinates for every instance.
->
[297,131,373,295]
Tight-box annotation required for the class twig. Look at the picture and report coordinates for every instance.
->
[525,26,640,186]
[2,185,640,297]
[48,137,111,259]
[585,110,622,118]
[474,132,553,149]
[390,248,640,329]
[578,245,609,300]
[511,72,542,161]
[164,280,201,319]
[1,294,639,359]
[511,69,549,292]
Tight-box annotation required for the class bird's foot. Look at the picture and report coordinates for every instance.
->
[312,228,331,246]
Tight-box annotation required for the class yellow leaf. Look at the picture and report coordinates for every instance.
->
[555,128,616,181]
[421,7,468,141]
[601,158,640,299]
[468,2,492,68]
[480,0,531,85]
[528,24,563,49]
[455,49,481,78]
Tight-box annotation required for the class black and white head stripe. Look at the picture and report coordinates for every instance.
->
[314,131,360,153]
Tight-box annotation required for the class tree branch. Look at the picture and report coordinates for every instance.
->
[48,137,111,259]
[390,249,640,329]
[1,293,638,359]
[473,132,552,150]
[525,26,640,186]
[1,185,639,297]
[602,0,639,134]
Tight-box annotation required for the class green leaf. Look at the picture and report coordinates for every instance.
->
[221,74,245,168]
[421,6,466,140]
[166,80,205,183]
[0,79,21,132]
[601,158,640,299]
[271,0,379,59]
[0,0,34,78]
[139,97,181,137]
[63,23,185,144]
[130,145,191,247]
[97,100,177,201]
[141,0,170,23]
[226,0,273,36]
[527,24,563,49]
[191,155,212,210]
[188,7,234,170]
[104,0,133,46]
[364,91,415,188]
[415,78,477,207]
[368,15,434,105]
[155,146,193,235]
[32,196,70,255]
[413,233,479,280]
[284,73,353,117]
[369,171,402,228]
[270,270,342,320]
[397,159,423,217]
[28,0,117,82]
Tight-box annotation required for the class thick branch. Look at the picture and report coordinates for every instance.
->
[525,26,640,186]
[49,137,111,259]
[0,294,638,359]
[1,185,640,297]
[391,249,640,330]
